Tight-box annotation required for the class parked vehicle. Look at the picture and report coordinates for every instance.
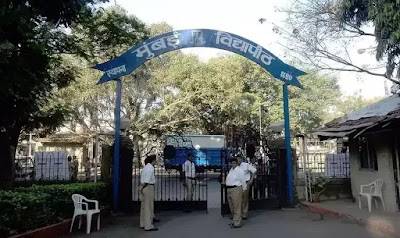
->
[164,135,226,170]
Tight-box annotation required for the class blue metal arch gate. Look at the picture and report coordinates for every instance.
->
[92,29,306,211]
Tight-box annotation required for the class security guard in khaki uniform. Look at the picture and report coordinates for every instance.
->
[139,155,158,231]
[225,157,247,228]
[238,156,257,220]
[182,154,196,201]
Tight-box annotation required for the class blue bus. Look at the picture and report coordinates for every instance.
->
[164,135,226,169]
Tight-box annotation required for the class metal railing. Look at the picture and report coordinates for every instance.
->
[297,153,350,179]
[14,153,99,182]
[14,156,35,181]
[132,156,208,203]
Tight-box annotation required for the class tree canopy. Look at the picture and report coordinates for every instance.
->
[337,0,400,79]
[0,1,149,187]
[0,1,348,186]
[325,95,383,122]
[58,23,342,157]
[272,0,400,85]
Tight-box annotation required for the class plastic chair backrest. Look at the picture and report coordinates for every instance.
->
[72,194,86,211]
[373,179,384,195]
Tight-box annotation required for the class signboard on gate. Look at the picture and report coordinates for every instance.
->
[93,29,305,88]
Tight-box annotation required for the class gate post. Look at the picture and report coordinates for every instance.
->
[283,83,294,207]
[113,79,122,211]
[119,135,134,212]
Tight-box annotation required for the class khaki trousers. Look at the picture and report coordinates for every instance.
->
[140,185,154,230]
[185,177,195,201]
[242,182,250,218]
[227,187,243,227]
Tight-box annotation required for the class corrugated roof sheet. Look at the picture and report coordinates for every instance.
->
[313,130,356,138]
[336,94,400,124]
[313,94,400,138]
[38,133,91,144]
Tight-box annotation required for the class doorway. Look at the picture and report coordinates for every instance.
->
[392,135,400,210]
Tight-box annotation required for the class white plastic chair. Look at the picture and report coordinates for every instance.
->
[70,194,101,234]
[359,179,386,212]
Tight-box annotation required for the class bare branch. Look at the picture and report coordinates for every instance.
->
[265,0,400,83]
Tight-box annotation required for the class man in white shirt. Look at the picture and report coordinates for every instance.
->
[238,156,257,220]
[225,157,247,228]
[139,155,158,231]
[182,154,196,202]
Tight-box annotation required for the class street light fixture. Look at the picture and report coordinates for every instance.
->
[120,117,131,131]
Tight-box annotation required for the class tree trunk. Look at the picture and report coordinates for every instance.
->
[0,129,19,188]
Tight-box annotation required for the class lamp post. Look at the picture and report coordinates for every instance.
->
[259,104,268,160]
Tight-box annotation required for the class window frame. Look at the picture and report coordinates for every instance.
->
[358,136,378,171]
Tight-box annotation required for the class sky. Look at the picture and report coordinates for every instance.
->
[107,0,389,99]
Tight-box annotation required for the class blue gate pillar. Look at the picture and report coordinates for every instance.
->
[283,83,294,207]
[113,79,122,211]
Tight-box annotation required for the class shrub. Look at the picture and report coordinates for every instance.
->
[310,177,330,196]
[0,182,110,237]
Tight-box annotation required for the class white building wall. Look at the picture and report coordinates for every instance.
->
[38,144,85,171]
[349,134,398,212]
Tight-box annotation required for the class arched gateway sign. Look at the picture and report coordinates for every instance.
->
[93,29,306,211]
[94,29,305,87]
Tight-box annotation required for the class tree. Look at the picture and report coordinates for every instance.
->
[0,0,99,187]
[268,0,400,85]
[52,10,157,164]
[56,22,177,162]
[326,95,382,121]
[71,6,149,62]
[243,66,341,134]
[0,1,150,187]
[55,21,342,161]
[337,0,400,80]
[151,54,341,136]
[53,7,149,134]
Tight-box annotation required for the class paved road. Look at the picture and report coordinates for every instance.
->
[69,179,392,238]
[70,208,392,238]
